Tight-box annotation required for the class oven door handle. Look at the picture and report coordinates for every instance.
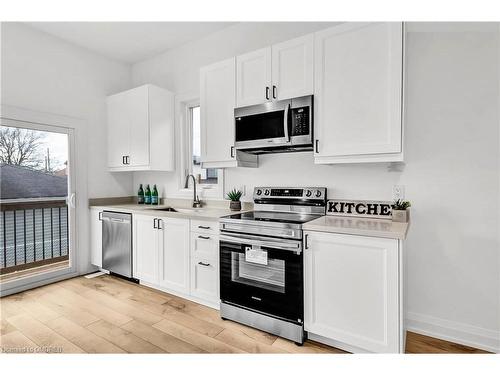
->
[220,234,302,253]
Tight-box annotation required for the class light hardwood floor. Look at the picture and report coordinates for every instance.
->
[0,275,489,354]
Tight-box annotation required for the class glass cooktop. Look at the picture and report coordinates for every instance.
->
[222,211,321,225]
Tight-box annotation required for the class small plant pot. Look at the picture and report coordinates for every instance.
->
[230,201,241,211]
[392,209,410,223]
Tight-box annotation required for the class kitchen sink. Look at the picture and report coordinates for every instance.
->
[153,207,202,213]
[153,207,178,212]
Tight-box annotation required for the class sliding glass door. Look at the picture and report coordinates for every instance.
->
[0,118,76,294]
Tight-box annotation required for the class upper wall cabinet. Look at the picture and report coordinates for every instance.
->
[236,48,272,107]
[236,34,314,107]
[314,23,404,164]
[272,34,314,101]
[106,84,175,172]
[200,58,258,169]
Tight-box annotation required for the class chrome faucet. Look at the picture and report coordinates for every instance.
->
[184,174,202,208]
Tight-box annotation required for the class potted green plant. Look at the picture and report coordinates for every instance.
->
[227,188,243,211]
[392,199,411,223]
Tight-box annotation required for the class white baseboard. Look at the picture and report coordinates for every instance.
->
[406,311,500,353]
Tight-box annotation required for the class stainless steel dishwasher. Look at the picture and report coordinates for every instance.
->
[102,211,133,278]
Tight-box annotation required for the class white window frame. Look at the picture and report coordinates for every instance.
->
[175,92,224,199]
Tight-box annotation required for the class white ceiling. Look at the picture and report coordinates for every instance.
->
[25,22,237,64]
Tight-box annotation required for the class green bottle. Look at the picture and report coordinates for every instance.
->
[138,184,145,204]
[144,184,151,205]
[152,184,159,205]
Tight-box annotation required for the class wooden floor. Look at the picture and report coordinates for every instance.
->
[0,275,489,354]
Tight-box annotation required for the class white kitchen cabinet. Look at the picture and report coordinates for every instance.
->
[133,214,160,284]
[106,84,175,171]
[158,217,190,294]
[190,256,219,305]
[200,58,258,169]
[314,22,404,164]
[304,231,401,353]
[236,47,272,107]
[271,34,314,100]
[89,208,102,268]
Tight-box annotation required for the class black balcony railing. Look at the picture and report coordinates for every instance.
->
[0,199,69,275]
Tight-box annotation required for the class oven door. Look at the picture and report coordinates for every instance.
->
[234,100,291,150]
[219,233,303,323]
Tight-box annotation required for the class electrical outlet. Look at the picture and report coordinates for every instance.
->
[393,185,405,200]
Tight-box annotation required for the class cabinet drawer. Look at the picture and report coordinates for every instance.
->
[190,232,219,260]
[190,219,219,235]
[190,256,219,304]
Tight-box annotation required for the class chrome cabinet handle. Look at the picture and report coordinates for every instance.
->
[230,146,235,158]
[153,218,157,229]
[305,234,309,249]
[315,139,319,153]
[98,212,103,221]
[122,156,126,164]
[198,225,211,230]
[126,156,130,164]
[198,235,210,240]
[198,261,211,267]
[157,219,162,230]
[265,86,270,100]
[272,85,277,99]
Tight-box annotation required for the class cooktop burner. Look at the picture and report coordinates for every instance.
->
[223,211,321,225]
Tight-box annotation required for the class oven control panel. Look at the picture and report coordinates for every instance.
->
[253,187,327,200]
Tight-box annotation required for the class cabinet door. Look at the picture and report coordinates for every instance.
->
[200,58,237,166]
[89,208,102,267]
[106,92,129,168]
[133,214,159,284]
[272,34,314,100]
[304,231,400,353]
[158,218,190,294]
[236,47,272,107]
[191,256,219,305]
[314,23,403,161]
[126,85,150,167]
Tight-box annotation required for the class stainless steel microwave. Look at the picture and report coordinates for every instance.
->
[234,95,313,154]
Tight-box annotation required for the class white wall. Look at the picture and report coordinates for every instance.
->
[1,22,134,275]
[131,22,500,351]
[1,22,133,199]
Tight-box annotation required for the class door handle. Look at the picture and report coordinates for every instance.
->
[315,140,319,153]
[198,261,211,267]
[283,103,291,142]
[157,219,162,230]
[230,146,235,158]
[98,212,103,221]
[272,85,277,99]
[122,156,126,164]
[126,156,130,164]
[153,218,157,229]
[304,234,309,249]
[265,86,270,100]
[67,193,76,208]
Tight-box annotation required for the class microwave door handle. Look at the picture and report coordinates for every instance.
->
[283,103,291,143]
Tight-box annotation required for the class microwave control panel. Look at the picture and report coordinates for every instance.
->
[291,107,310,136]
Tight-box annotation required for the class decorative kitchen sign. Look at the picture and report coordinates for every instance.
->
[326,200,393,219]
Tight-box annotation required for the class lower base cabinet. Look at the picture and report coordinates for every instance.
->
[304,231,402,353]
[132,214,219,308]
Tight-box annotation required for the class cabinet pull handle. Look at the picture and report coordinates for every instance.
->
[126,156,130,164]
[198,261,211,267]
[265,86,270,100]
[198,225,210,230]
[198,235,210,240]
[315,140,319,153]
[230,146,235,158]
[153,218,157,229]
[304,234,309,249]
[98,212,103,221]
[272,85,277,99]
[122,156,126,164]
[157,219,162,230]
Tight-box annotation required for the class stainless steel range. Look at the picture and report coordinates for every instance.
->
[219,187,327,344]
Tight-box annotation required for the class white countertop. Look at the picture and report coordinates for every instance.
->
[89,203,244,221]
[303,216,409,240]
